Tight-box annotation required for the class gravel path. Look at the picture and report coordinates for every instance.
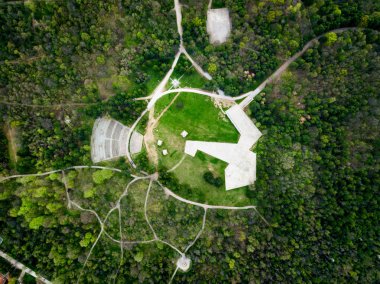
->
[0,165,122,182]
[239,27,360,107]
[0,250,52,284]
[0,101,94,108]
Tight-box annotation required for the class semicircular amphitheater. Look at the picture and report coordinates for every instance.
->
[91,118,143,163]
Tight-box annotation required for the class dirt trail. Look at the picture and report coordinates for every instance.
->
[239,27,359,107]
[144,106,159,167]
[0,101,94,108]
[1,167,265,283]
[144,93,181,167]
[4,123,18,164]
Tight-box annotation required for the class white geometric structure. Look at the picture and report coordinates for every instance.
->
[91,118,143,163]
[181,130,188,138]
[171,78,180,88]
[157,140,163,146]
[162,149,168,156]
[185,105,262,190]
[176,255,191,272]
[207,8,231,44]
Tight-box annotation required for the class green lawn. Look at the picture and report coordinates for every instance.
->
[154,92,252,206]
[166,55,211,90]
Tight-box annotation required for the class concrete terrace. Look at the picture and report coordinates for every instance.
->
[91,118,143,163]
[185,104,262,190]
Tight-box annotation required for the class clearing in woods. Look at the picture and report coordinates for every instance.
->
[153,92,252,206]
[4,123,19,167]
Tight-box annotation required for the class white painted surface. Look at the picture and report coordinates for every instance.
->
[184,104,261,190]
[171,78,180,88]
[226,105,262,148]
[207,8,231,44]
[185,141,257,190]
[181,130,188,138]
[176,255,191,272]
[91,118,143,163]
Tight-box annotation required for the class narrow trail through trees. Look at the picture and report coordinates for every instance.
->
[1,167,267,283]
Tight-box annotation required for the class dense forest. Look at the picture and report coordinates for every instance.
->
[0,0,379,283]
[182,0,380,95]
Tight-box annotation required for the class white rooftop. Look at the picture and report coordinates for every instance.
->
[162,149,168,156]
[157,140,163,146]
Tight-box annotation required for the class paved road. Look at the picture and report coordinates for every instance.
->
[0,250,52,284]
[125,108,148,168]
[182,48,212,80]
[174,0,183,42]
[161,184,256,210]
[140,27,362,113]
[147,87,231,109]
[0,165,122,182]
[239,27,359,107]
[0,101,94,108]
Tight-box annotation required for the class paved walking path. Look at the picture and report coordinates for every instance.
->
[0,100,94,108]
[147,87,229,109]
[239,27,359,107]
[0,250,52,284]
[1,167,266,283]
[0,165,121,182]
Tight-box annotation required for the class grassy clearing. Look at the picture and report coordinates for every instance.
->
[154,92,252,206]
[96,74,132,100]
[165,55,210,90]
[171,155,251,206]
[155,92,238,170]
[3,123,19,168]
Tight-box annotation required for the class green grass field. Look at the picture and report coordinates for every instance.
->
[165,55,211,90]
[153,92,252,206]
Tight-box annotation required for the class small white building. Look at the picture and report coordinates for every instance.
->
[181,130,188,138]
[157,140,163,146]
[162,149,168,156]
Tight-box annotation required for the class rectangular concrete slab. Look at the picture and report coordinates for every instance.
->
[207,8,231,44]
[226,105,262,148]
[185,140,257,190]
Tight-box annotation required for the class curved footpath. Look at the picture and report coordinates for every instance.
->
[0,165,122,183]
[143,27,363,110]
[238,27,360,107]
[162,184,256,210]
[147,87,231,109]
